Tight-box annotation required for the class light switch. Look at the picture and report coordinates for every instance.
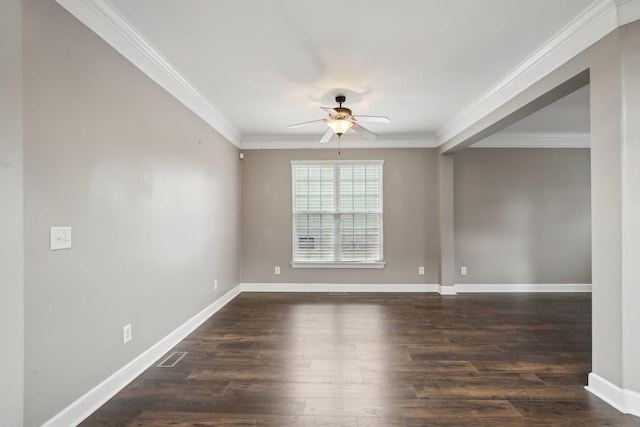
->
[50,226,72,250]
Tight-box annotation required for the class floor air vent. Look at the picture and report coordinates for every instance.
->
[157,351,188,368]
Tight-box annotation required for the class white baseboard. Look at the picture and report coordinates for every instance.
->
[454,283,592,293]
[439,285,458,295]
[586,372,640,417]
[42,284,243,427]
[626,388,640,417]
[239,283,591,294]
[241,283,440,293]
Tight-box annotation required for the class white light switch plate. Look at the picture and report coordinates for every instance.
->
[123,324,132,344]
[50,226,72,250]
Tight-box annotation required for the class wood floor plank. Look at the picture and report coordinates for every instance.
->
[134,411,359,427]
[511,397,634,420]
[256,415,358,426]
[258,347,412,362]
[146,396,306,417]
[303,397,522,418]
[133,411,256,426]
[224,381,417,399]
[409,372,546,389]
[356,416,587,426]
[415,384,587,400]
[471,360,592,374]
[535,371,590,386]
[187,367,364,384]
[79,293,640,427]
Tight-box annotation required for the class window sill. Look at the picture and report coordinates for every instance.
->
[290,261,386,269]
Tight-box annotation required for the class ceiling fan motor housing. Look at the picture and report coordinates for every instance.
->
[333,95,352,118]
[333,107,352,117]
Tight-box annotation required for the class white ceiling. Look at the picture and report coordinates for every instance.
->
[91,0,598,146]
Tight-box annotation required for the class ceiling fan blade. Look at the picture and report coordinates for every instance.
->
[321,107,338,115]
[353,115,390,124]
[351,123,377,140]
[287,119,326,129]
[319,127,334,143]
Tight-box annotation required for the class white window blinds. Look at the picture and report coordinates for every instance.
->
[291,161,384,266]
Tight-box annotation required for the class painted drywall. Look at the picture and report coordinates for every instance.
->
[241,148,440,284]
[589,28,624,389]
[620,20,640,394]
[453,148,591,285]
[22,1,241,425]
[0,0,24,425]
[438,154,455,287]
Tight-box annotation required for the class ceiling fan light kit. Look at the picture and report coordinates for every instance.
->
[327,117,353,136]
[288,95,390,142]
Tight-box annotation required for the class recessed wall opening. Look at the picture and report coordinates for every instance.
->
[455,75,592,370]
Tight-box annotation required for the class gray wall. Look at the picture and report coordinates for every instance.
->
[454,148,591,284]
[589,28,624,387]
[241,148,440,284]
[0,0,24,425]
[438,154,455,287]
[582,20,640,398]
[241,147,592,287]
[23,1,242,425]
[620,19,640,394]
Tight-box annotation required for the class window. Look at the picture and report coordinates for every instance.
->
[291,160,384,268]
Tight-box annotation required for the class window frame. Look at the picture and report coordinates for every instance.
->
[290,160,385,269]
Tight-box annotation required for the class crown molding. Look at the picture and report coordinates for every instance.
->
[437,0,621,146]
[55,0,640,152]
[54,0,242,146]
[239,133,439,150]
[472,132,590,148]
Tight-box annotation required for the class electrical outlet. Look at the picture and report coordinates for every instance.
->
[50,226,72,250]
[418,266,425,275]
[123,324,132,344]
[274,266,280,275]
[461,266,468,276]
[214,278,218,290]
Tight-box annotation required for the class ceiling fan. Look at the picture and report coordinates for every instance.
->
[288,95,390,143]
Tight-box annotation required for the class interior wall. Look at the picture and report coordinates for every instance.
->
[454,148,591,285]
[619,20,640,394]
[241,148,440,284]
[589,28,624,387]
[438,154,455,287]
[23,1,242,425]
[0,0,24,425]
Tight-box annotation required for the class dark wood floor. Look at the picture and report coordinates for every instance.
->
[81,292,640,426]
